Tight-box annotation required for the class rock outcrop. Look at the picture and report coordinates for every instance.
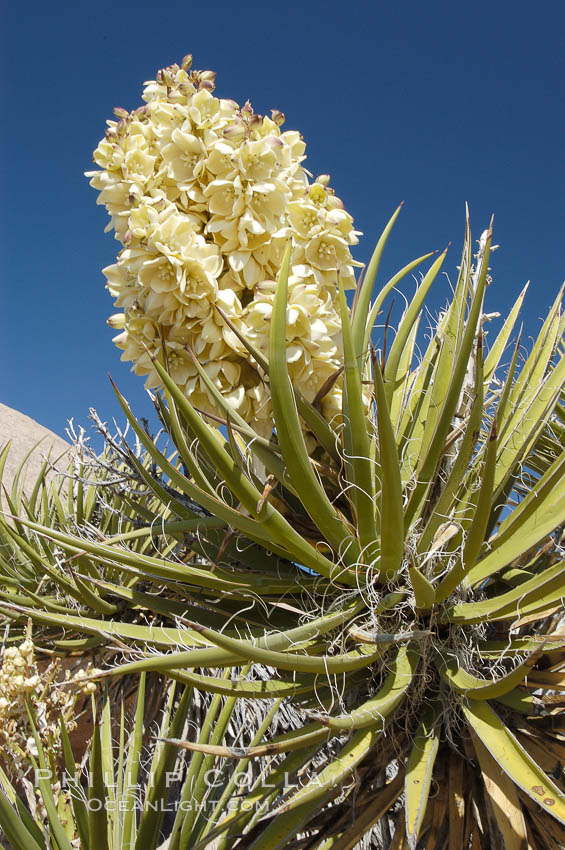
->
[0,403,70,496]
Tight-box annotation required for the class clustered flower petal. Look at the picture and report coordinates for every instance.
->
[87,59,362,433]
[0,631,98,781]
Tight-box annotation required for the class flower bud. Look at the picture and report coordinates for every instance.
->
[326,194,343,209]
[181,54,193,71]
[107,313,127,329]
[315,174,330,186]
[18,640,34,657]
[113,107,129,119]
[271,109,285,126]
[223,121,246,141]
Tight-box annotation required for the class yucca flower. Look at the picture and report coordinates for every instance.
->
[87,59,361,434]
[0,625,96,785]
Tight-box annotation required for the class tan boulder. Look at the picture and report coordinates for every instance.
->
[0,403,71,497]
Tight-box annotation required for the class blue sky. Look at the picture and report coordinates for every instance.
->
[2,0,564,442]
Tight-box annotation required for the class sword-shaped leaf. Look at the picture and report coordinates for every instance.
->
[217,288,343,464]
[338,280,377,554]
[471,732,528,850]
[314,645,417,730]
[86,717,109,850]
[134,683,192,850]
[319,774,405,850]
[405,703,441,850]
[206,741,324,849]
[168,670,231,850]
[477,447,565,560]
[162,719,329,760]
[25,706,75,850]
[384,249,447,409]
[462,415,498,570]
[59,717,89,848]
[494,688,539,714]
[388,314,421,432]
[465,471,565,588]
[363,253,436,359]
[438,643,545,700]
[86,600,364,677]
[351,203,403,359]
[502,285,564,433]
[434,415,498,603]
[0,790,46,850]
[417,334,485,557]
[443,559,565,624]
[169,667,317,698]
[177,668,244,847]
[183,344,292,488]
[409,566,435,610]
[0,601,220,649]
[269,245,362,571]
[483,283,528,381]
[182,616,383,675]
[405,226,492,528]
[396,334,441,485]
[247,726,381,850]
[462,699,565,826]
[373,352,404,579]
[493,333,565,501]
[401,229,469,472]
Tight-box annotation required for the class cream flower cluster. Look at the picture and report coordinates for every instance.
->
[87,57,362,433]
[0,635,87,780]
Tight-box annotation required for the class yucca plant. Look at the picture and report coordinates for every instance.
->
[2,53,565,850]
[1,207,565,849]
